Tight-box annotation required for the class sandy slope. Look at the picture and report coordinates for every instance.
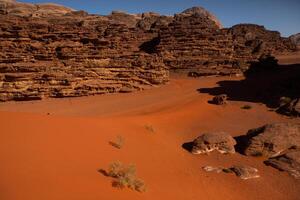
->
[1,56,300,200]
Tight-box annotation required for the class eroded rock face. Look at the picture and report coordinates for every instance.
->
[0,1,296,101]
[244,123,300,157]
[191,132,236,154]
[265,148,300,179]
[289,33,300,48]
[0,0,74,17]
[0,14,169,101]
[181,7,222,29]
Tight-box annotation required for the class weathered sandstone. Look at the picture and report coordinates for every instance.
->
[191,132,236,154]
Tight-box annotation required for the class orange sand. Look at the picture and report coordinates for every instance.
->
[0,55,300,200]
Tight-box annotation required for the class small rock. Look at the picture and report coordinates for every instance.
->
[202,166,223,173]
[191,132,236,154]
[202,165,260,180]
[212,94,227,105]
[229,165,260,180]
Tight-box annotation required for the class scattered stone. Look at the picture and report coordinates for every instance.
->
[212,94,228,105]
[265,148,300,179]
[244,122,300,158]
[202,165,260,180]
[202,166,223,173]
[191,132,236,154]
[229,165,260,180]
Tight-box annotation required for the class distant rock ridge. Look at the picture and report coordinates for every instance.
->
[0,0,296,101]
[0,0,74,17]
[289,33,300,48]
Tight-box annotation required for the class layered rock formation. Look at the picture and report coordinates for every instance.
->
[0,0,296,101]
[0,6,169,101]
[0,0,74,17]
[157,13,295,76]
[289,33,300,48]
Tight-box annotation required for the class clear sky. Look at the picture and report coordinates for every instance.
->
[19,0,300,37]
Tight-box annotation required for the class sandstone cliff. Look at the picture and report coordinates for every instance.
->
[0,0,296,101]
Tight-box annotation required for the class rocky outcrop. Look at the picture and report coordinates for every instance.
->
[289,33,300,48]
[157,13,295,76]
[230,24,295,58]
[191,132,236,154]
[244,123,300,157]
[0,0,74,17]
[0,13,169,101]
[0,1,296,101]
[265,148,300,179]
[157,10,239,76]
[181,7,222,29]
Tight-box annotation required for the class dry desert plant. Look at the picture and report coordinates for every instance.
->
[144,124,155,133]
[104,161,146,192]
[109,135,125,149]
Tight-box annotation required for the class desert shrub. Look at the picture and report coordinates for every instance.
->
[106,161,146,192]
[109,135,124,149]
[241,105,252,110]
[145,124,155,133]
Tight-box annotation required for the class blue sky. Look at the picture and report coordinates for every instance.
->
[19,0,300,37]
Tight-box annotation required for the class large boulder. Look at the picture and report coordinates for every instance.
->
[181,6,222,28]
[265,148,300,179]
[191,132,236,154]
[244,123,300,157]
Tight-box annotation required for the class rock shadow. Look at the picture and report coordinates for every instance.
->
[198,56,300,110]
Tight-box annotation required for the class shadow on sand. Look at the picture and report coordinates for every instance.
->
[198,57,300,110]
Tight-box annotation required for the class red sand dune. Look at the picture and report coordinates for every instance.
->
[0,55,300,200]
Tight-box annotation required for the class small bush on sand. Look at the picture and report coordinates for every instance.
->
[145,124,155,133]
[241,105,252,110]
[109,135,124,149]
[105,161,146,192]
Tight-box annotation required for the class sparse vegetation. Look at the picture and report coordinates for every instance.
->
[104,161,146,192]
[241,105,252,110]
[109,135,124,149]
[145,124,155,133]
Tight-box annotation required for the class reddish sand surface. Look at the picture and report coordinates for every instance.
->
[1,54,300,200]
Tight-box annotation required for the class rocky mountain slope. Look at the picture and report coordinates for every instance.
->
[289,33,300,48]
[0,1,296,101]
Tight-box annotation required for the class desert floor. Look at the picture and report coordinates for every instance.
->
[0,53,299,200]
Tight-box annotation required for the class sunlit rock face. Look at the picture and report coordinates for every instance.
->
[0,1,296,101]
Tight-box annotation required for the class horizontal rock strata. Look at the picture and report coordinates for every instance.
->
[0,1,296,101]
